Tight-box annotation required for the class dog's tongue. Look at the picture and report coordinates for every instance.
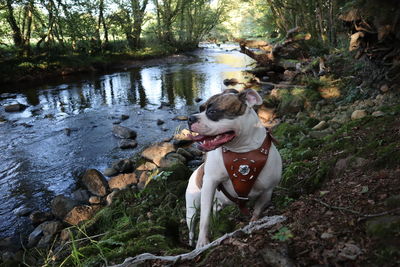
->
[189,131,236,151]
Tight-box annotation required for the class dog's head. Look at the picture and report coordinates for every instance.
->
[188,88,263,151]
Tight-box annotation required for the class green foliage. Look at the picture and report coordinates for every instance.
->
[272,227,294,241]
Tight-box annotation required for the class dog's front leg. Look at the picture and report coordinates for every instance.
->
[251,189,273,221]
[196,174,219,249]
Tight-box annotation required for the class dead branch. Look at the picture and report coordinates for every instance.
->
[111,215,286,266]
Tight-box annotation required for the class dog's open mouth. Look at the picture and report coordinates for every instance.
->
[189,131,236,151]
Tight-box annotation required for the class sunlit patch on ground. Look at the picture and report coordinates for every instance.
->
[319,86,341,99]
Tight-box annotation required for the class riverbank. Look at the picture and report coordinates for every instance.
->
[0,45,197,85]
[1,46,399,266]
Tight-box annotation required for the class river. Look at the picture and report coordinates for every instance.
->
[0,44,255,240]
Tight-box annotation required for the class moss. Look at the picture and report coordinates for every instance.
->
[274,122,307,145]
[374,143,400,168]
[385,195,400,209]
[366,216,400,239]
[303,117,320,128]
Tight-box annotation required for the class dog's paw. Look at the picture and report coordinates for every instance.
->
[195,237,210,249]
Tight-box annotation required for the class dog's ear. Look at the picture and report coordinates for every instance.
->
[238,89,263,107]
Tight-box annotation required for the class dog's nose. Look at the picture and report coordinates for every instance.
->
[188,115,198,127]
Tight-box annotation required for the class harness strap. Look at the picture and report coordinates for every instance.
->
[218,129,274,215]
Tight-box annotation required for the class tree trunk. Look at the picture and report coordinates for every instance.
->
[24,0,34,56]
[6,0,24,53]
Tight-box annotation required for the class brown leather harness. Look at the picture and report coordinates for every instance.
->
[217,130,274,215]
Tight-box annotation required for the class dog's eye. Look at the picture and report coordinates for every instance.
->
[207,110,216,114]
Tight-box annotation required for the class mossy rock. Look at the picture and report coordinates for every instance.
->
[366,216,400,239]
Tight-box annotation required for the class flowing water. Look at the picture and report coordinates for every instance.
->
[0,44,255,239]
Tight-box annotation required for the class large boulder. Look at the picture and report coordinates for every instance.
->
[63,205,101,225]
[81,169,109,197]
[4,103,27,112]
[141,142,175,166]
[112,125,137,139]
[51,195,79,219]
[108,173,138,190]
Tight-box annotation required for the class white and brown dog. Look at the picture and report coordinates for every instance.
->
[186,88,282,248]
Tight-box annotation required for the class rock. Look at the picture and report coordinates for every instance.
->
[64,128,72,136]
[176,148,193,160]
[372,111,385,117]
[120,114,129,121]
[136,162,157,171]
[72,189,90,203]
[27,228,43,248]
[172,115,188,121]
[159,156,182,168]
[172,139,193,147]
[112,125,137,139]
[81,169,109,197]
[157,119,165,125]
[113,120,122,124]
[37,234,53,248]
[29,211,53,225]
[51,195,78,219]
[331,112,348,124]
[223,78,239,86]
[106,190,119,206]
[13,206,32,217]
[60,229,71,242]
[186,146,203,157]
[89,196,101,204]
[380,84,389,93]
[321,232,334,239]
[165,152,187,164]
[118,139,138,149]
[141,142,175,166]
[338,243,362,261]
[310,128,333,139]
[174,128,192,140]
[4,103,27,112]
[104,167,118,177]
[366,215,400,238]
[158,102,171,109]
[64,205,101,225]
[351,110,367,120]
[334,157,369,177]
[112,159,134,173]
[40,220,63,236]
[195,97,203,103]
[261,246,295,267]
[312,120,327,130]
[108,173,137,190]
[28,220,62,248]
